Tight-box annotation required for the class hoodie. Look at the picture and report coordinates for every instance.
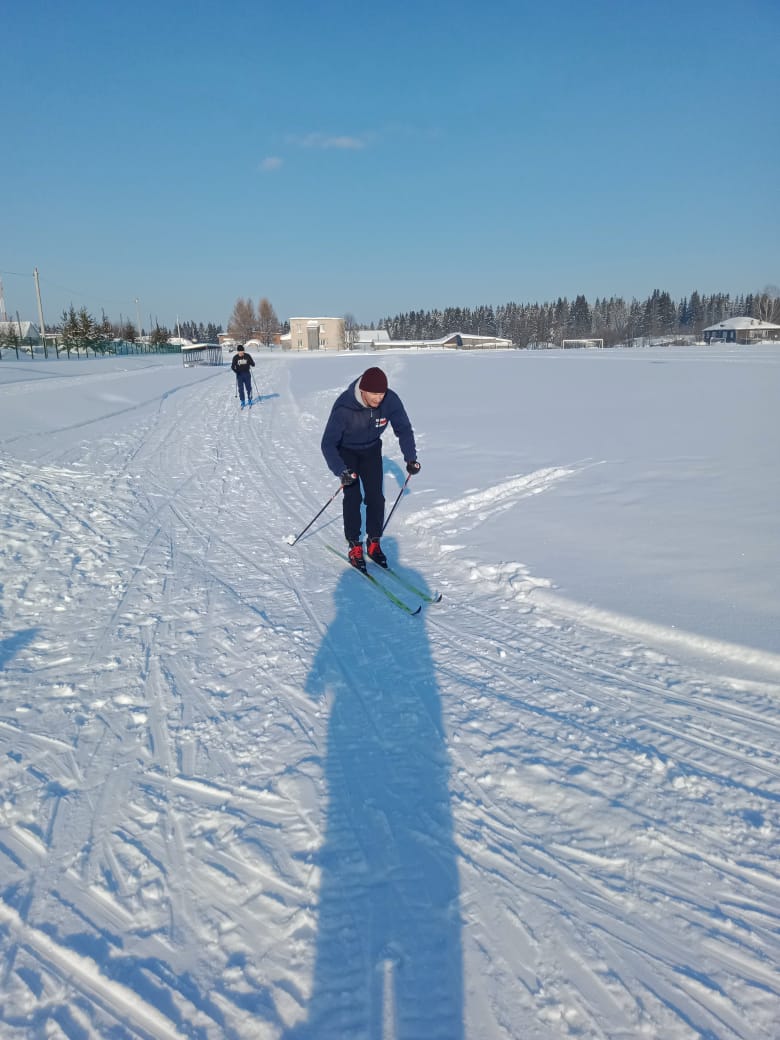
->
[321,378,417,477]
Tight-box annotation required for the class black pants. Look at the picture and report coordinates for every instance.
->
[236,371,252,402]
[340,442,384,544]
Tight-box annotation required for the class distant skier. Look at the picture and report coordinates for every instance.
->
[231,346,255,407]
[321,366,420,572]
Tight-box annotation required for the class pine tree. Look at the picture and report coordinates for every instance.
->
[571,295,592,337]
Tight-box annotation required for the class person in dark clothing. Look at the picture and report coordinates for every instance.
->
[231,346,255,407]
[321,366,421,572]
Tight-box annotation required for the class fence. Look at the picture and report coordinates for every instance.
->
[0,339,182,361]
[181,343,224,367]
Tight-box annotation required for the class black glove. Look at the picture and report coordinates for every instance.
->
[340,469,357,486]
[406,460,421,475]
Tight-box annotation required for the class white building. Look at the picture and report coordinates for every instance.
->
[355,329,391,348]
[0,320,40,343]
[287,317,345,351]
[702,316,780,345]
[370,331,513,350]
[279,321,514,351]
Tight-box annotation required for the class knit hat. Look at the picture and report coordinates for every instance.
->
[359,367,388,394]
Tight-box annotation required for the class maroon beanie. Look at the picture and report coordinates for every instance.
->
[359,367,388,393]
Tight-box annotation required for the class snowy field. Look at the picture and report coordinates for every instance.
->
[1,344,779,1039]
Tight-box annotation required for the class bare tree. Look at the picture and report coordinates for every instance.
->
[756,286,780,324]
[343,312,360,350]
[228,298,256,343]
[257,297,279,347]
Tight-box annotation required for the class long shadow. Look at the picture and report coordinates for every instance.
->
[286,543,463,1038]
[382,459,411,535]
[0,629,39,672]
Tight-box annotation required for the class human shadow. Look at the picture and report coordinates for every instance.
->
[285,541,463,1039]
[382,458,412,533]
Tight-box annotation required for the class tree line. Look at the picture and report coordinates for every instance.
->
[9,286,777,356]
[379,288,780,347]
[0,307,226,354]
[226,297,282,345]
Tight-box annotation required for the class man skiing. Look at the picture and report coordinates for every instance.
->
[231,345,255,407]
[321,366,421,572]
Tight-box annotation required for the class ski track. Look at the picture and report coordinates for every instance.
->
[0,359,778,1038]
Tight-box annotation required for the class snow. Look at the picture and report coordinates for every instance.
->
[1,344,779,1039]
[702,316,780,332]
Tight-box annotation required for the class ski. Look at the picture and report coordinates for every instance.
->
[325,545,421,616]
[369,561,442,604]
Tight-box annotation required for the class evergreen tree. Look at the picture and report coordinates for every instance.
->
[657,291,676,335]
[60,306,80,355]
[98,312,114,345]
[571,295,592,337]
[150,324,170,347]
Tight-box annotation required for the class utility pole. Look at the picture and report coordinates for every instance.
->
[34,268,48,358]
[135,297,141,340]
[16,310,26,360]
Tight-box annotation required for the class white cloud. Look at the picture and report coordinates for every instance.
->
[260,156,283,171]
[289,132,368,150]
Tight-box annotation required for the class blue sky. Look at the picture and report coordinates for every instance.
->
[3,0,778,331]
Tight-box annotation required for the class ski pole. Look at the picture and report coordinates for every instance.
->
[251,373,261,400]
[382,474,411,534]
[286,485,344,546]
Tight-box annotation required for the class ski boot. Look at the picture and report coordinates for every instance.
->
[366,537,387,568]
[348,541,367,574]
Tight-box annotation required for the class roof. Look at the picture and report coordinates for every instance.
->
[703,316,780,332]
[356,329,390,343]
[0,320,39,337]
[289,316,343,323]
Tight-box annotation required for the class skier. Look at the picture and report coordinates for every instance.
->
[231,345,255,407]
[321,366,421,572]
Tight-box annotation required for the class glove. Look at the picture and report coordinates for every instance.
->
[340,469,357,486]
[406,460,421,475]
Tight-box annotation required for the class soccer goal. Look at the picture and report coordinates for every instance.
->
[561,338,604,349]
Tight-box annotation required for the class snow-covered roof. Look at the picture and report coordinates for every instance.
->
[0,320,39,338]
[702,316,780,332]
[356,329,390,343]
[379,332,513,348]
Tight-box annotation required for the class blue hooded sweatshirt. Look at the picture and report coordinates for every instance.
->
[321,378,417,477]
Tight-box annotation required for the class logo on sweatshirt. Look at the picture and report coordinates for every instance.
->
[375,417,388,428]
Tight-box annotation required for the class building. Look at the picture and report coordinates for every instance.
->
[369,331,513,350]
[287,317,345,351]
[702,316,780,345]
[0,320,40,343]
[278,321,514,351]
[355,330,391,349]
